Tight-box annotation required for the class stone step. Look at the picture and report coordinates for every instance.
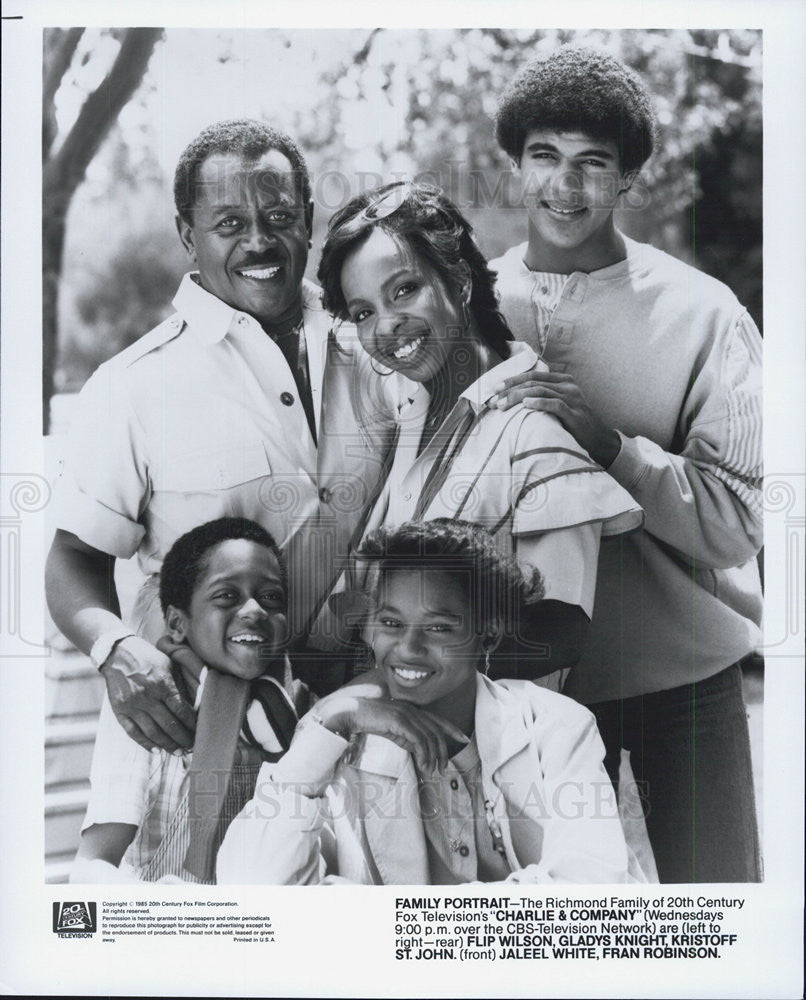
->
[45,718,98,789]
[45,652,104,720]
[45,852,76,885]
[45,783,89,859]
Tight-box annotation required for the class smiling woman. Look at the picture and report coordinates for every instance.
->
[317,181,643,683]
[355,520,543,737]
[339,226,466,385]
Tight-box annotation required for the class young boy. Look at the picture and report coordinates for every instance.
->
[489,46,763,882]
[218,519,638,885]
[70,517,310,884]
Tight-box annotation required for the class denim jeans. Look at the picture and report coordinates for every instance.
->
[588,662,762,883]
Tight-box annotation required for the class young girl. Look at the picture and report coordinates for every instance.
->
[315,181,642,685]
[70,517,309,884]
[217,519,635,884]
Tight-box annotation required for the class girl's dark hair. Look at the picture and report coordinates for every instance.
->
[159,517,285,614]
[357,518,544,635]
[495,46,659,174]
[318,182,514,359]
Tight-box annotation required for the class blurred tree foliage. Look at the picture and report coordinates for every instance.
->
[51,27,761,403]
[43,27,163,428]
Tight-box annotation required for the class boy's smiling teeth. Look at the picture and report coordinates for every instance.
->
[393,666,430,680]
[238,265,281,280]
[229,632,266,644]
[544,203,585,216]
[392,334,424,360]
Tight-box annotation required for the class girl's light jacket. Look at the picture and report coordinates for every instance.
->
[217,675,636,885]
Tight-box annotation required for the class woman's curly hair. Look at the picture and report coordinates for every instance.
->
[495,46,659,174]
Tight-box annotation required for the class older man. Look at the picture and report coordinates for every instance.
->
[46,120,396,754]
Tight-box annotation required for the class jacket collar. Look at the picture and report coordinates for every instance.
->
[397,341,546,421]
[472,673,533,771]
[459,341,546,414]
[351,675,533,883]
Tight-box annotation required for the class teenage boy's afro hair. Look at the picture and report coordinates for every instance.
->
[495,46,659,174]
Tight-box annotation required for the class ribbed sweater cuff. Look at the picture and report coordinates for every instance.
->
[606,431,647,492]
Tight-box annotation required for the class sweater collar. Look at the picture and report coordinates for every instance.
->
[502,234,648,284]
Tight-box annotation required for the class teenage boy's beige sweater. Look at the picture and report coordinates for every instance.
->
[490,237,762,704]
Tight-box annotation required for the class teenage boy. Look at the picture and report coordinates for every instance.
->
[489,46,762,883]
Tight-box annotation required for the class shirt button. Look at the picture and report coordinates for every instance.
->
[403,492,411,501]
[540,285,549,295]
[458,844,470,858]
[450,778,459,791]
[280,392,295,406]
[319,487,332,504]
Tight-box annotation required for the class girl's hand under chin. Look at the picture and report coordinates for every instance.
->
[312,686,468,775]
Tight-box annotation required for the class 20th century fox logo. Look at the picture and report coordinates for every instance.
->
[52,901,97,937]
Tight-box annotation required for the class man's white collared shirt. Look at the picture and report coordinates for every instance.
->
[56,275,333,574]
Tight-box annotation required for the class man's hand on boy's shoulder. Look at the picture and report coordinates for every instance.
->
[102,635,196,754]
[491,370,621,469]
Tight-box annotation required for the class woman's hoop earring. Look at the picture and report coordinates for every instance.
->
[370,356,393,377]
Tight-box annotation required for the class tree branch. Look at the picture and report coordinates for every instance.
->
[42,27,85,160]
[322,28,382,85]
[480,28,514,50]
[44,27,163,201]
[478,27,545,51]
[353,27,382,66]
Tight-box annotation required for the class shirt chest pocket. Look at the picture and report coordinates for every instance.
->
[153,440,272,494]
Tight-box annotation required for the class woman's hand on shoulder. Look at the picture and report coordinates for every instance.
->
[490,370,620,467]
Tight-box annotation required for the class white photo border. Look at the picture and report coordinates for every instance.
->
[1,1,803,997]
